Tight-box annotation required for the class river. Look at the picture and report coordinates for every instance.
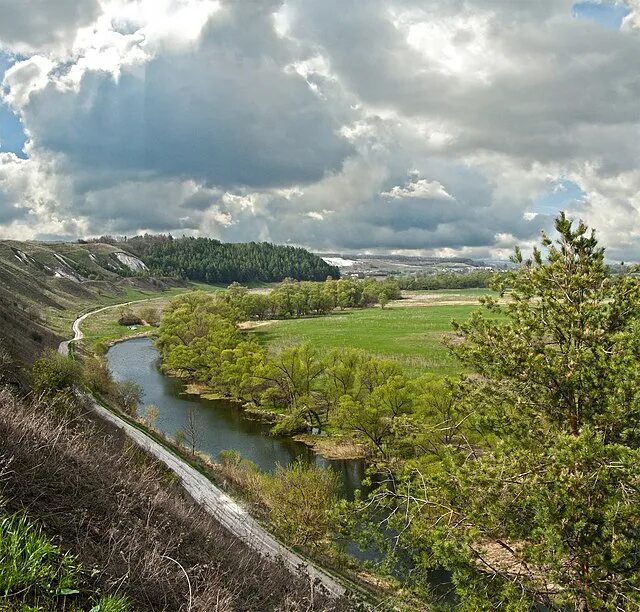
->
[106,337,367,499]
[106,336,453,599]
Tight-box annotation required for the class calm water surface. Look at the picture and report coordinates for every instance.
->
[106,337,366,499]
[106,337,453,598]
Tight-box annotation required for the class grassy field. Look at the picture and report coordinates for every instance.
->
[400,287,492,298]
[252,298,490,378]
[80,283,223,351]
[79,285,495,369]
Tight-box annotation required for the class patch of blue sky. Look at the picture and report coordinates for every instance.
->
[572,1,631,30]
[533,180,586,216]
[0,52,27,159]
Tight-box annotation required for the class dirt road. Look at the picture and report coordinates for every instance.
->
[59,306,347,600]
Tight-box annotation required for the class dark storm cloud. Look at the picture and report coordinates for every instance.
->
[22,3,354,191]
[0,0,639,256]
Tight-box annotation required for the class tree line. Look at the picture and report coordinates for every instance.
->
[397,269,495,290]
[226,276,401,319]
[93,234,340,283]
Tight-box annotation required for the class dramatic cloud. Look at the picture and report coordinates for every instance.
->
[0,0,638,258]
[0,0,100,54]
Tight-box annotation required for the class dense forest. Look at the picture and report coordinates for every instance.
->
[94,235,339,283]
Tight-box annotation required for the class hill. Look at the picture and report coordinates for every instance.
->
[318,252,496,277]
[0,240,184,366]
[0,236,338,367]
[99,234,340,283]
[0,384,343,611]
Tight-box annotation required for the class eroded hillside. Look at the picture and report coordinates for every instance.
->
[0,240,183,365]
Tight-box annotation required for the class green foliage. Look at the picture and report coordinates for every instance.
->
[0,512,82,610]
[83,356,114,396]
[112,234,340,283]
[216,453,340,550]
[255,343,326,433]
[334,370,417,458]
[30,350,82,397]
[0,508,130,611]
[372,214,640,609]
[156,282,408,438]
[264,460,341,548]
[223,277,402,320]
[89,594,132,612]
[398,269,495,290]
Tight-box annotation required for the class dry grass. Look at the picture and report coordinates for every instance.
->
[0,388,349,611]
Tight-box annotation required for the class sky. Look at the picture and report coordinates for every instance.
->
[0,0,638,260]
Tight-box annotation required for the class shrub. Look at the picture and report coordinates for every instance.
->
[138,306,161,326]
[83,357,114,396]
[117,309,142,326]
[31,350,82,397]
[264,460,340,548]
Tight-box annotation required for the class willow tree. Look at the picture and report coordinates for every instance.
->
[375,214,640,610]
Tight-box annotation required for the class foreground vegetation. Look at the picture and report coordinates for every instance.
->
[153,214,640,610]
[366,215,640,610]
[0,359,347,611]
[0,508,130,611]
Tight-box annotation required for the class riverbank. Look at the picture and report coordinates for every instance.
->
[163,364,369,460]
[179,377,369,461]
[103,338,416,605]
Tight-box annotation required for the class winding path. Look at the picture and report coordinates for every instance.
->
[59,303,347,600]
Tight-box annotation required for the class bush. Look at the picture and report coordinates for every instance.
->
[31,350,82,398]
[83,357,114,396]
[216,453,341,550]
[264,460,340,548]
[117,309,142,326]
[138,306,161,326]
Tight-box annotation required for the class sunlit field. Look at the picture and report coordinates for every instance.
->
[251,299,489,378]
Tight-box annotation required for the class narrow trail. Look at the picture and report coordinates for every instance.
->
[59,303,347,600]
[58,297,164,356]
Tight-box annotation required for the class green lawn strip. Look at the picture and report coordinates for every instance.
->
[65,283,224,350]
[46,283,225,336]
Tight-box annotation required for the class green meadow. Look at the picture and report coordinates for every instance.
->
[251,300,489,378]
[79,283,224,351]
